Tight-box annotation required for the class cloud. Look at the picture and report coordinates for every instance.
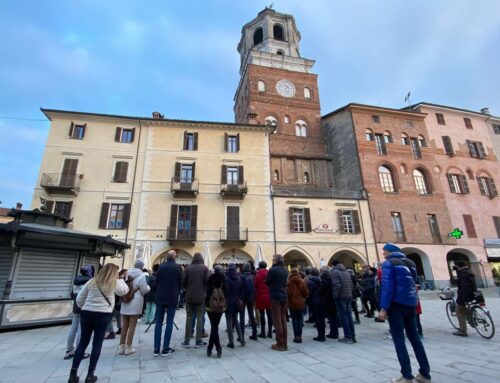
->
[111,19,148,52]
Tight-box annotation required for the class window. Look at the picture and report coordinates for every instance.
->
[391,212,405,241]
[304,87,311,99]
[180,164,193,183]
[168,204,197,240]
[447,173,469,194]
[401,133,409,145]
[417,135,427,147]
[221,165,244,186]
[115,127,135,143]
[493,216,500,237]
[365,129,374,141]
[227,166,239,185]
[466,140,486,159]
[372,115,380,123]
[284,115,290,124]
[54,201,72,219]
[375,134,387,155]
[69,123,86,140]
[225,133,240,152]
[338,210,360,234]
[183,131,198,151]
[463,214,477,238]
[289,207,311,233]
[442,136,454,155]
[427,214,442,243]
[413,169,430,195]
[99,203,130,230]
[379,165,396,192]
[253,28,263,46]
[410,137,422,159]
[493,124,500,135]
[113,161,129,183]
[383,131,392,144]
[303,172,310,183]
[273,24,284,40]
[477,176,498,198]
[295,120,307,137]
[258,80,266,92]
[405,120,415,128]
[436,113,446,125]
[464,117,473,129]
[273,170,280,181]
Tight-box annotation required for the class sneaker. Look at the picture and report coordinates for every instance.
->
[116,328,121,335]
[82,353,90,359]
[354,320,361,325]
[216,350,222,358]
[181,341,190,348]
[118,344,125,355]
[64,351,74,360]
[313,337,326,342]
[414,373,431,383]
[338,337,354,344]
[352,337,357,344]
[374,317,385,323]
[391,376,415,383]
[249,334,258,341]
[161,348,175,357]
[153,349,160,356]
[453,331,468,337]
[258,333,266,338]
[226,343,234,349]
[194,341,207,348]
[326,334,338,339]
[207,349,212,357]
[124,346,136,355]
[84,373,98,383]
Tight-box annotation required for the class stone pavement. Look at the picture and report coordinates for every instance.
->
[0,291,499,383]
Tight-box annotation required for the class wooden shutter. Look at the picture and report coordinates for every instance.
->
[477,177,487,196]
[67,201,73,219]
[463,214,477,238]
[460,175,470,194]
[131,128,136,143]
[236,133,240,152]
[224,133,228,152]
[447,174,457,193]
[352,210,360,234]
[193,133,198,150]
[114,162,121,182]
[488,178,498,197]
[478,142,486,158]
[221,165,227,184]
[119,162,129,182]
[227,206,240,239]
[304,208,312,233]
[191,162,196,179]
[238,166,244,184]
[466,140,477,158]
[289,207,295,232]
[62,158,78,176]
[191,205,198,240]
[99,203,110,229]
[69,122,74,138]
[337,210,345,233]
[115,127,122,142]
[442,136,454,155]
[493,216,500,237]
[174,162,181,180]
[183,131,188,150]
[45,200,54,214]
[122,204,131,229]
[169,204,178,232]
[82,123,87,139]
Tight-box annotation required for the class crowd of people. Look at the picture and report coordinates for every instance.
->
[67,243,434,383]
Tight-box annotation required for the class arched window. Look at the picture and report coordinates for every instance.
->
[304,172,310,183]
[413,169,430,195]
[295,120,307,137]
[400,163,408,174]
[401,133,409,145]
[258,80,266,92]
[418,135,427,147]
[383,131,392,144]
[273,170,280,181]
[283,115,290,124]
[365,129,374,141]
[253,28,263,46]
[273,24,284,40]
[379,165,396,193]
[304,87,311,99]
[265,116,278,134]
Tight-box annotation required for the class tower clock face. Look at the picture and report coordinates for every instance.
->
[276,80,296,98]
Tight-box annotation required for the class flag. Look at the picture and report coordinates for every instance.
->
[405,91,411,102]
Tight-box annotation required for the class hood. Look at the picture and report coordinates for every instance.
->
[334,263,347,271]
[192,253,204,264]
[457,266,474,277]
[257,268,268,276]
[288,273,303,285]
[210,272,225,284]
[309,275,321,286]
[127,268,144,279]
[81,265,94,277]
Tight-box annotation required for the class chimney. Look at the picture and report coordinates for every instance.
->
[480,107,490,115]
[152,111,164,119]
[15,202,22,210]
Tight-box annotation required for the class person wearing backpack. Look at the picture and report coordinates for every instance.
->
[119,260,150,356]
[240,263,258,340]
[205,265,227,358]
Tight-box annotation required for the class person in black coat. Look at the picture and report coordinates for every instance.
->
[205,265,227,357]
[266,254,289,351]
[307,268,324,341]
[320,267,339,339]
[225,263,245,348]
[453,261,477,337]
[153,250,182,355]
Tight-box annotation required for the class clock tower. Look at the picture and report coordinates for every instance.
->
[234,8,332,188]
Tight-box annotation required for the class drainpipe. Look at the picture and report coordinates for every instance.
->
[357,198,370,265]
[364,188,380,264]
[268,130,277,255]
[123,119,142,268]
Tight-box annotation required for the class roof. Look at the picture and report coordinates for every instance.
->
[403,102,500,119]
[322,102,427,119]
[40,108,271,131]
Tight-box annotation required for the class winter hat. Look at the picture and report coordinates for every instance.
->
[81,265,93,277]
[134,259,145,269]
[383,243,400,253]
[214,265,224,274]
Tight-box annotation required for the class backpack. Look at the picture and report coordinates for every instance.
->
[120,276,139,303]
[208,286,226,313]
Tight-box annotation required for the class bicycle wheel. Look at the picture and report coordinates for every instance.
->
[472,307,495,339]
[446,301,460,330]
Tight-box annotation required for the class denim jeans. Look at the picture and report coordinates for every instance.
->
[289,309,304,338]
[154,305,177,350]
[66,312,81,352]
[388,302,431,380]
[336,299,355,339]
[72,311,111,374]
[145,302,156,323]
[226,310,244,345]
[184,303,203,343]
[207,311,223,352]
[240,300,257,336]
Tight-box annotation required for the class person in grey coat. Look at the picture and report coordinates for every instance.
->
[331,260,356,344]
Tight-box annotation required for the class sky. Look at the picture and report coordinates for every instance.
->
[1,0,499,209]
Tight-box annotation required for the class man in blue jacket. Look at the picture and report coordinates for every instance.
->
[378,243,431,383]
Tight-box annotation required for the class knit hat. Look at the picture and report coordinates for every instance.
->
[134,259,145,269]
[383,243,400,253]
[80,265,93,277]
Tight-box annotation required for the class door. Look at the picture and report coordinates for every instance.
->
[60,159,78,187]
[226,206,240,240]
[177,206,192,239]
[180,164,193,189]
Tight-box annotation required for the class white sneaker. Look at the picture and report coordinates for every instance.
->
[118,344,125,355]
[391,376,415,383]
[124,346,136,355]
[414,373,431,383]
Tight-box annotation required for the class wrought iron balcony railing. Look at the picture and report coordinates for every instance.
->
[171,177,199,195]
[220,182,247,197]
[167,226,197,242]
[220,227,248,244]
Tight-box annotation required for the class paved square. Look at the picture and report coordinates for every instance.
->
[0,291,499,383]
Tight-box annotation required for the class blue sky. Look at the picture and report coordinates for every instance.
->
[1,0,499,209]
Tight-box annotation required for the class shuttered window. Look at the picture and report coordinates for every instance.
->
[0,249,14,296]
[442,136,454,155]
[477,177,498,198]
[464,117,473,129]
[338,210,360,234]
[113,162,129,182]
[115,127,135,143]
[183,131,198,150]
[436,113,446,125]
[289,207,311,233]
[69,122,86,139]
[99,203,130,229]
[447,174,469,194]
[226,206,240,240]
[467,140,487,158]
[493,217,500,238]
[11,248,78,299]
[463,215,477,238]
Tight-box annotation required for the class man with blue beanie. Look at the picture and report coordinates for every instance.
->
[378,243,431,383]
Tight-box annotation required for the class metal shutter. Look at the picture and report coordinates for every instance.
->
[0,248,14,295]
[12,248,78,299]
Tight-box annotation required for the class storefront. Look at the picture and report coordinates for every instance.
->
[485,239,500,287]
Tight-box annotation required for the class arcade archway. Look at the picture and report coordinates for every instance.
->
[284,250,312,269]
[401,247,435,289]
[214,249,253,270]
[329,250,366,273]
[153,249,193,266]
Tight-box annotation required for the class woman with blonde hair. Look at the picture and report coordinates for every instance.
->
[68,263,128,383]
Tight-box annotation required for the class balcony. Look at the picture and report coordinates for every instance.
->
[167,227,197,243]
[220,182,247,198]
[220,227,248,245]
[40,173,82,195]
[171,177,199,197]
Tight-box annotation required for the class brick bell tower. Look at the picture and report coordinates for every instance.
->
[234,8,332,189]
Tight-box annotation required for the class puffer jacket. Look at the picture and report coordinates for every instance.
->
[307,275,322,308]
[255,269,271,310]
[380,252,418,310]
[287,271,309,310]
[183,253,210,305]
[225,267,243,313]
[330,264,354,300]
[241,272,255,302]
[456,266,477,305]
[120,268,151,315]
[265,261,289,302]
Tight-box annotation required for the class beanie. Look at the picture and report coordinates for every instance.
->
[383,243,400,253]
[134,259,145,269]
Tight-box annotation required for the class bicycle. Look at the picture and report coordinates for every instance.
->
[438,288,495,339]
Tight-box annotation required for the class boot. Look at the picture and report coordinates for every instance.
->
[68,369,79,383]
[124,346,136,355]
[258,332,266,338]
[84,372,97,383]
[118,344,125,355]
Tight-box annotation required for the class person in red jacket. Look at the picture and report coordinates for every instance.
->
[254,261,273,338]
